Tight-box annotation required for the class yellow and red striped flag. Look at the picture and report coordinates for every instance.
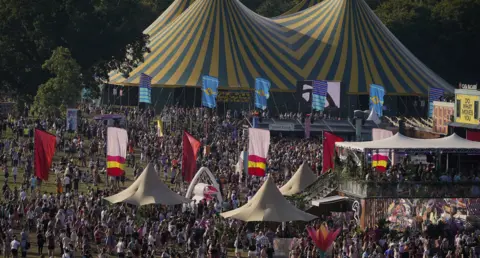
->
[107,127,128,176]
[248,128,270,176]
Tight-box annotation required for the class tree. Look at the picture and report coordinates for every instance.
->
[375,0,480,86]
[0,0,170,103]
[431,0,480,84]
[33,47,82,117]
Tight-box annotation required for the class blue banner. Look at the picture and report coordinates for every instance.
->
[255,78,270,110]
[139,73,152,104]
[369,84,385,117]
[202,75,219,108]
[428,87,444,117]
[252,116,259,128]
[312,80,328,111]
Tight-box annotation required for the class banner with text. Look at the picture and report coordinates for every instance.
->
[216,91,251,103]
[456,94,479,125]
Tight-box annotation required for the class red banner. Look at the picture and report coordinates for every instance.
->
[182,131,201,182]
[34,129,57,180]
[322,132,343,173]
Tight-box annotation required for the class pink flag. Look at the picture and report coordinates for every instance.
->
[248,128,270,176]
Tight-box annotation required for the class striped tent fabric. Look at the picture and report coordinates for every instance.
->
[109,0,453,95]
[280,0,323,16]
[143,0,195,37]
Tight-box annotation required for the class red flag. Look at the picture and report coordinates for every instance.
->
[322,132,343,174]
[372,154,388,172]
[182,131,201,182]
[34,129,57,180]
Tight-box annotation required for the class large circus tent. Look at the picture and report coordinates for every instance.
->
[107,0,453,113]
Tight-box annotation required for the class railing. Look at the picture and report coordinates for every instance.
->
[339,180,480,198]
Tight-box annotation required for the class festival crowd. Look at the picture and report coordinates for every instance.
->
[0,105,479,258]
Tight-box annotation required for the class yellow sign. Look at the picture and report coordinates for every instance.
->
[217,91,251,103]
[203,87,216,96]
[256,90,266,97]
[456,94,479,124]
[370,96,383,105]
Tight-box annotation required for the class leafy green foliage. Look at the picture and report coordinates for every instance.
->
[0,0,169,102]
[375,0,480,85]
[1,0,479,107]
[33,47,82,117]
[256,0,302,17]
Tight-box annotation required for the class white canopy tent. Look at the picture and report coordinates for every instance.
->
[220,176,317,222]
[336,133,480,152]
[104,163,191,206]
[279,162,317,196]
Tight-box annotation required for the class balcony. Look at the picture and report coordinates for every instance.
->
[338,180,480,198]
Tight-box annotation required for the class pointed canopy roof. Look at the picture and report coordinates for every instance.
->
[221,176,317,222]
[104,163,191,206]
[110,0,452,95]
[280,0,322,16]
[280,162,318,196]
[143,0,195,37]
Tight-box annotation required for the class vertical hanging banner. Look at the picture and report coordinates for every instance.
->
[157,120,164,137]
[139,73,152,104]
[322,132,343,173]
[182,131,201,182]
[66,108,78,132]
[305,115,311,139]
[369,84,385,117]
[248,128,270,176]
[107,127,128,176]
[255,78,270,110]
[34,129,57,181]
[312,80,328,111]
[428,87,444,118]
[202,75,219,108]
[252,115,259,128]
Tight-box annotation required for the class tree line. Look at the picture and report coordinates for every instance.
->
[0,0,478,115]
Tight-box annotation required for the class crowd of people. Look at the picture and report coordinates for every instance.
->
[0,105,478,258]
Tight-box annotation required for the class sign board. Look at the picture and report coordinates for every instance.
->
[410,155,427,165]
[458,82,478,90]
[455,94,479,124]
[216,91,251,103]
[268,124,295,131]
[432,101,454,135]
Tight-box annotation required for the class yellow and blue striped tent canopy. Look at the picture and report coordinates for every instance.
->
[109,0,453,95]
[280,0,322,16]
[143,0,195,38]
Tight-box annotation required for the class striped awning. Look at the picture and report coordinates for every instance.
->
[280,0,322,16]
[110,0,453,95]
